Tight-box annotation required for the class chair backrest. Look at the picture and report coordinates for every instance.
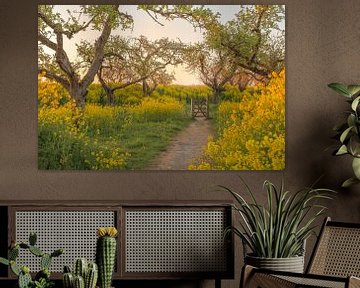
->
[307,217,360,277]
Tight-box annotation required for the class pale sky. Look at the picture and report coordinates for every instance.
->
[50,5,285,85]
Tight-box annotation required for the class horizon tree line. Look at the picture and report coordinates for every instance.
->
[38,5,285,107]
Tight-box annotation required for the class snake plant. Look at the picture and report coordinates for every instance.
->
[222,178,335,258]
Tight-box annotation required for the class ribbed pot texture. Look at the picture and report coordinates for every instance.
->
[245,254,305,273]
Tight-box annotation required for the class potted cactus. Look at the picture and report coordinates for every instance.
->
[96,227,118,288]
[62,258,98,288]
[0,232,63,288]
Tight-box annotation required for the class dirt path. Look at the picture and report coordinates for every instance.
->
[146,118,213,170]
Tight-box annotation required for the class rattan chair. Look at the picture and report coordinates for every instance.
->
[241,217,360,288]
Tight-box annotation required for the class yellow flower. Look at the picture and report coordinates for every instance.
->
[190,69,285,170]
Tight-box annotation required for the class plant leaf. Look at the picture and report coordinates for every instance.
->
[351,96,360,111]
[352,157,360,179]
[328,83,351,97]
[223,179,335,258]
[348,135,360,156]
[347,85,360,97]
[342,177,360,188]
[347,114,356,129]
[0,257,9,266]
[336,145,348,155]
[340,126,353,143]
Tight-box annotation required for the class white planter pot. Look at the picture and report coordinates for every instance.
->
[245,254,305,273]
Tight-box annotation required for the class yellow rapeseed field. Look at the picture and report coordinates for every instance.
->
[190,69,285,170]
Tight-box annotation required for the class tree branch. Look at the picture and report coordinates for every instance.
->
[249,7,267,64]
[81,5,119,89]
[54,30,77,79]
[38,68,70,90]
[144,10,165,26]
[66,16,96,38]
[38,11,58,31]
[38,33,57,51]
[111,75,148,91]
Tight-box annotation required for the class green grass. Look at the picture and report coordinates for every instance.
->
[112,119,191,169]
[38,103,191,170]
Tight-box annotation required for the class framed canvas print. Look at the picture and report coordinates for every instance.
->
[38,5,285,170]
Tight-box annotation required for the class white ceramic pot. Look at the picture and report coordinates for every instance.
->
[245,254,305,273]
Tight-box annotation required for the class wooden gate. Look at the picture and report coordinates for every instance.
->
[191,97,209,118]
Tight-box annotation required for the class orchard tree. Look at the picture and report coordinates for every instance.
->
[229,69,268,91]
[77,35,142,105]
[38,5,217,107]
[142,69,175,96]
[38,5,133,107]
[78,35,183,103]
[206,5,285,78]
[126,36,183,96]
[185,43,239,103]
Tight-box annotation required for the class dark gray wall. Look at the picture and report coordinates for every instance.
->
[1,0,360,287]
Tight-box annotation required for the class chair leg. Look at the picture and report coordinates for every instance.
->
[215,278,221,288]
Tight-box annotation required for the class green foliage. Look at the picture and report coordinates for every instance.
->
[138,5,219,30]
[33,278,54,288]
[9,247,19,260]
[40,254,52,270]
[0,233,63,288]
[86,83,107,105]
[0,257,9,266]
[207,5,285,76]
[220,84,243,102]
[113,84,143,105]
[10,261,21,276]
[82,5,133,30]
[222,178,335,258]
[19,271,32,288]
[329,82,360,187]
[157,84,212,102]
[38,5,132,37]
[29,233,37,246]
[38,82,192,170]
[38,122,88,170]
[81,83,214,106]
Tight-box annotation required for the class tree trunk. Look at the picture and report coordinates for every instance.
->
[213,87,223,104]
[98,71,115,106]
[38,5,119,108]
[69,82,87,108]
[142,80,149,96]
[108,89,115,106]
